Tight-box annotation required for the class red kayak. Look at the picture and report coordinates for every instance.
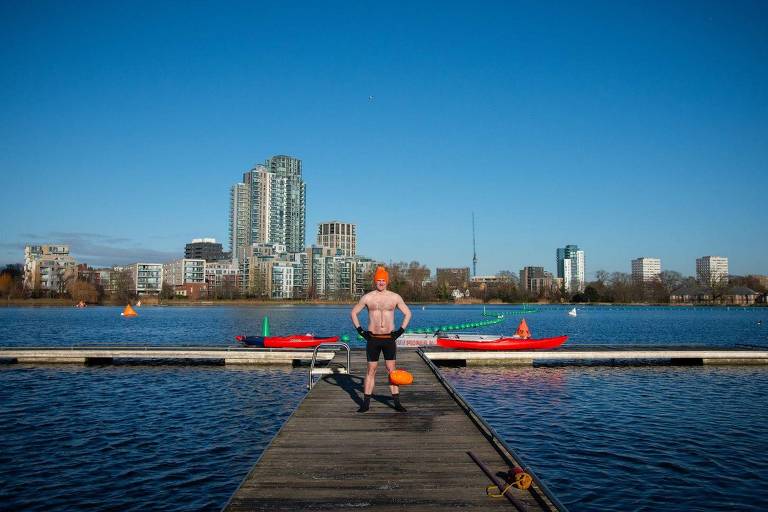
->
[436,334,567,351]
[235,334,340,348]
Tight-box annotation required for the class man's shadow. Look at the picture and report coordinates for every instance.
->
[323,373,399,410]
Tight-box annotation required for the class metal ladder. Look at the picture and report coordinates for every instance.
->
[308,343,350,390]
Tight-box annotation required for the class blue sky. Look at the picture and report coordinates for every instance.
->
[1,1,766,278]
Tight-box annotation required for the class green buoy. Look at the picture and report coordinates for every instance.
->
[262,315,270,336]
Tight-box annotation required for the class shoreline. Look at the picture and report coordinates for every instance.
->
[1,298,764,308]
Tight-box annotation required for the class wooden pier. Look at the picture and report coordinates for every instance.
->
[0,346,333,365]
[1,345,765,366]
[223,348,563,511]
[4,344,767,510]
[424,345,768,366]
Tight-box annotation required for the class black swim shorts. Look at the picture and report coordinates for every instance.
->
[366,335,397,362]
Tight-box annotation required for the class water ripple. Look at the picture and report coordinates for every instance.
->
[444,365,768,511]
[0,365,305,511]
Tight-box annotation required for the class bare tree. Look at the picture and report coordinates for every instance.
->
[112,269,136,304]
[68,280,99,303]
[0,273,13,298]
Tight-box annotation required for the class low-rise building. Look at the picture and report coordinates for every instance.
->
[670,284,713,304]
[185,238,228,262]
[163,259,206,287]
[126,263,163,295]
[723,286,759,306]
[520,266,560,297]
[23,244,77,293]
[436,267,470,291]
[204,260,239,297]
[470,275,508,285]
[173,282,208,300]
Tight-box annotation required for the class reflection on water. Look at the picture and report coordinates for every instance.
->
[444,365,768,512]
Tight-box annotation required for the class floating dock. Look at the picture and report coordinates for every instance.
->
[0,346,333,365]
[424,345,768,366]
[1,345,766,366]
[223,348,563,511]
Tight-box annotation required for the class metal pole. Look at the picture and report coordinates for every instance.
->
[467,450,529,512]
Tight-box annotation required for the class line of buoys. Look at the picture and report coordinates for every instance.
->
[482,305,538,317]
[356,315,506,339]
[483,309,537,316]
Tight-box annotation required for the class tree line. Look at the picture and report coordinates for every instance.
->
[2,262,766,304]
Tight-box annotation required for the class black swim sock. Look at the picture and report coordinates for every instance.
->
[392,393,407,412]
[357,394,371,413]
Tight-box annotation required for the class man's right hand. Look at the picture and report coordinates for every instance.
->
[356,326,372,341]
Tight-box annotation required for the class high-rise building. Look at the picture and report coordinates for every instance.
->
[317,221,356,257]
[696,256,729,285]
[185,238,227,262]
[631,257,661,282]
[230,155,307,259]
[267,155,306,253]
[556,245,585,294]
[229,183,250,262]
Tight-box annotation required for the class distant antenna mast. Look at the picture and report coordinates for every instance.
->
[472,212,477,277]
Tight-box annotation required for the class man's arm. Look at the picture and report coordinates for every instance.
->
[350,295,367,329]
[396,296,412,330]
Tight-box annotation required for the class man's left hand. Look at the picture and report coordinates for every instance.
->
[391,327,405,340]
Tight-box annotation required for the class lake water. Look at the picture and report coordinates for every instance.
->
[1,305,767,510]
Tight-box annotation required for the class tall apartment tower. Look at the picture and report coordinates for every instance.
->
[696,256,729,285]
[266,155,306,253]
[229,155,307,259]
[317,221,356,257]
[631,257,661,282]
[556,244,585,294]
[229,183,250,262]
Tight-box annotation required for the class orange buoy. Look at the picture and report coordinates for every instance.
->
[121,304,138,317]
[389,369,414,386]
[515,318,530,339]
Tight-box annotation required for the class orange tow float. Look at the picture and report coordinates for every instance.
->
[389,369,414,386]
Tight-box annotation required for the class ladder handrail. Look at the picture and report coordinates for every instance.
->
[308,342,350,389]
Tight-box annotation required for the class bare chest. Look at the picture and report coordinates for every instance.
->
[367,295,397,312]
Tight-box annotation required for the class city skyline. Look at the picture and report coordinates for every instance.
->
[2,2,767,277]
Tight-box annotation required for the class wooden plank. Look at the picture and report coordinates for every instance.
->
[224,349,558,511]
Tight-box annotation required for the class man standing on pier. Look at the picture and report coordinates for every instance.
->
[351,266,412,413]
